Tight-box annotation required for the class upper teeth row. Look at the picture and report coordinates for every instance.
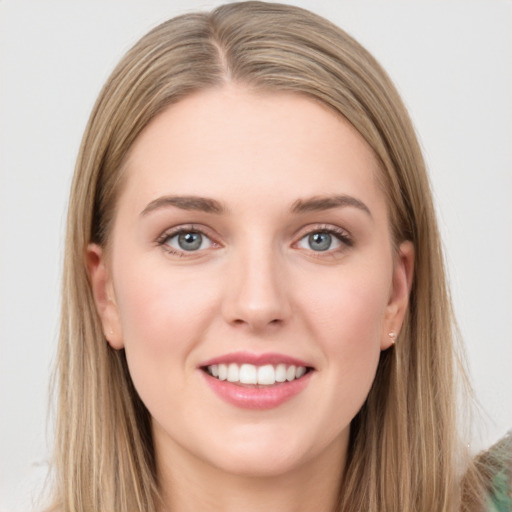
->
[207,363,307,385]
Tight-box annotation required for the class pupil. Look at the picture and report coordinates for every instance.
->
[178,232,202,251]
[309,232,331,251]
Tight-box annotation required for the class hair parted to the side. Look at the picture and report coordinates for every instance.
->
[48,2,487,511]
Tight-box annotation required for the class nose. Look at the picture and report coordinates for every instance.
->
[221,244,292,332]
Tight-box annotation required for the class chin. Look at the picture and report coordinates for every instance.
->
[198,425,344,479]
[211,447,308,478]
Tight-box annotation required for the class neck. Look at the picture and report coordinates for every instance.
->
[155,433,348,512]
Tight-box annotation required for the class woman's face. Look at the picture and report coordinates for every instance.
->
[89,85,413,479]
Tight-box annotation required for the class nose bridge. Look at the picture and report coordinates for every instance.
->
[222,234,291,330]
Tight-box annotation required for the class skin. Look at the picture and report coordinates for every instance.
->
[88,85,414,512]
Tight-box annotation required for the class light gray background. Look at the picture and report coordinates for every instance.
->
[1,1,511,510]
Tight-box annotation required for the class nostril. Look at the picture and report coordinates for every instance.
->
[230,317,283,329]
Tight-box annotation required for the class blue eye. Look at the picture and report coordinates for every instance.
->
[308,232,333,251]
[165,231,213,252]
[297,230,345,252]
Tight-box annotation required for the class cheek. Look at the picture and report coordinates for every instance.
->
[304,262,390,346]
[299,263,390,410]
[111,256,226,431]
[111,256,221,403]
[114,257,215,348]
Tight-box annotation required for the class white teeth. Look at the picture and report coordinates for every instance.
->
[286,365,296,381]
[227,363,239,382]
[257,364,275,385]
[206,362,308,385]
[218,363,227,381]
[275,364,287,382]
[239,364,257,384]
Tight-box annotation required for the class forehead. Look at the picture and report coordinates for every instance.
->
[120,85,385,215]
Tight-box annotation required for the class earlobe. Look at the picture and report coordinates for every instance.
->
[86,243,124,350]
[381,240,415,350]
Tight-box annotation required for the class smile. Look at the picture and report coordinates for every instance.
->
[205,363,308,386]
[199,353,315,409]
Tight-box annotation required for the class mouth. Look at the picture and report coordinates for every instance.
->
[199,352,315,409]
[202,363,313,387]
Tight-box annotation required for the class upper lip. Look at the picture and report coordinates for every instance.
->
[199,352,313,368]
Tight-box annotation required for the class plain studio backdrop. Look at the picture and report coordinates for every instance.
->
[0,1,511,510]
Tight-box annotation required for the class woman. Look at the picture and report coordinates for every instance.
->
[47,2,510,511]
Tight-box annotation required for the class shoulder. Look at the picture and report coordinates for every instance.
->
[481,431,512,512]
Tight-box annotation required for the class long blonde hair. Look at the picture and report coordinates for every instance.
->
[49,2,486,510]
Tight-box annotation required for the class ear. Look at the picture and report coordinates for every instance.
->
[86,243,124,350]
[381,240,415,350]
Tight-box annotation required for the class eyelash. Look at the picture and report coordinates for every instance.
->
[156,224,218,257]
[156,224,353,257]
[297,225,353,251]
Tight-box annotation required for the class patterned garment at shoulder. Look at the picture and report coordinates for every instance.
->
[484,431,512,512]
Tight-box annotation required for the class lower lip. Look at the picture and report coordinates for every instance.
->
[201,371,313,409]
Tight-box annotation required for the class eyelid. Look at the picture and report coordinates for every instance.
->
[155,222,353,257]
[293,224,353,252]
[156,224,221,256]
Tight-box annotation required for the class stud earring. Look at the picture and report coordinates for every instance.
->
[388,331,397,344]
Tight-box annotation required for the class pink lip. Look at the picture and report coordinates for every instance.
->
[199,352,311,368]
[198,352,314,410]
[201,371,313,409]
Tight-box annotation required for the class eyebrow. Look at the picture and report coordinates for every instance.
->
[140,195,225,216]
[291,195,372,217]
[140,193,371,218]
